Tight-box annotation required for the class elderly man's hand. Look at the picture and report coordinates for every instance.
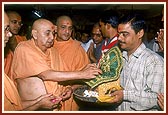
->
[38,93,62,110]
[81,63,102,79]
[60,86,73,101]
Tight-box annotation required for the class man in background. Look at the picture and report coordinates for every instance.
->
[5,11,27,79]
[54,15,92,111]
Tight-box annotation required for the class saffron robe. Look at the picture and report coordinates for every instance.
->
[4,73,23,111]
[11,39,65,111]
[53,38,90,111]
[4,35,27,79]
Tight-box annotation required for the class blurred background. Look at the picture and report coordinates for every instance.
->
[4,3,164,41]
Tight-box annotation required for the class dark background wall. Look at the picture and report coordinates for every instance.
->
[4,3,164,40]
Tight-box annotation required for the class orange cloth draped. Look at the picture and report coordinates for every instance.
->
[54,38,90,71]
[4,35,27,79]
[53,38,90,111]
[4,73,23,111]
[4,50,13,79]
[11,39,65,110]
[15,35,27,43]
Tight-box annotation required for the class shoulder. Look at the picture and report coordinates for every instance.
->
[136,43,163,63]
[71,39,85,50]
[17,39,31,48]
[15,35,27,42]
[15,40,33,53]
[72,39,81,46]
[143,48,164,64]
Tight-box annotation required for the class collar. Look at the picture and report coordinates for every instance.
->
[105,34,118,46]
[123,43,146,59]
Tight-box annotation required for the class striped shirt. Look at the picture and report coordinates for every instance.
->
[118,43,164,111]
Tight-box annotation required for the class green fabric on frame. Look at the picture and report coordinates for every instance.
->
[84,46,123,89]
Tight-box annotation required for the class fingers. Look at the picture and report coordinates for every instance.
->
[51,97,62,109]
[158,93,164,102]
[157,99,164,110]
[90,63,101,71]
[157,29,164,39]
[51,98,59,103]
[87,63,97,67]
[52,103,62,109]
[109,90,123,103]
[85,63,102,73]
[82,63,102,79]
[44,94,62,104]
[156,29,164,51]
[92,69,102,76]
[159,29,164,34]
[157,93,164,110]
[37,93,53,101]
[43,93,53,98]
[59,88,72,101]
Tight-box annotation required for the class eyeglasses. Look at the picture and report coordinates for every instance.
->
[10,20,23,26]
[4,25,10,32]
[91,33,102,37]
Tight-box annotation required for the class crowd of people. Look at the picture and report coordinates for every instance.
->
[3,7,165,112]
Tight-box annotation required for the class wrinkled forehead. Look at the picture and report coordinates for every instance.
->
[39,24,55,32]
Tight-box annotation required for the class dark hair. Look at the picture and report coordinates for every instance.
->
[100,10,119,28]
[119,12,147,34]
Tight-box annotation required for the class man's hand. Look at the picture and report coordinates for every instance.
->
[108,90,123,104]
[81,63,102,79]
[38,93,62,110]
[156,29,164,52]
[87,43,97,63]
[60,86,73,101]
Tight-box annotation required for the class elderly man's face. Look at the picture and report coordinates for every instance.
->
[91,26,103,45]
[35,22,56,51]
[4,13,12,47]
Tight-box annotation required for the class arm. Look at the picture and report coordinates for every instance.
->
[109,57,164,110]
[124,58,164,110]
[22,94,62,111]
[38,63,102,81]
[87,43,97,63]
[16,77,47,100]
[16,77,62,111]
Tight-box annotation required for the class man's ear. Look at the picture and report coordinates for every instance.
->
[137,29,144,39]
[32,30,37,39]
